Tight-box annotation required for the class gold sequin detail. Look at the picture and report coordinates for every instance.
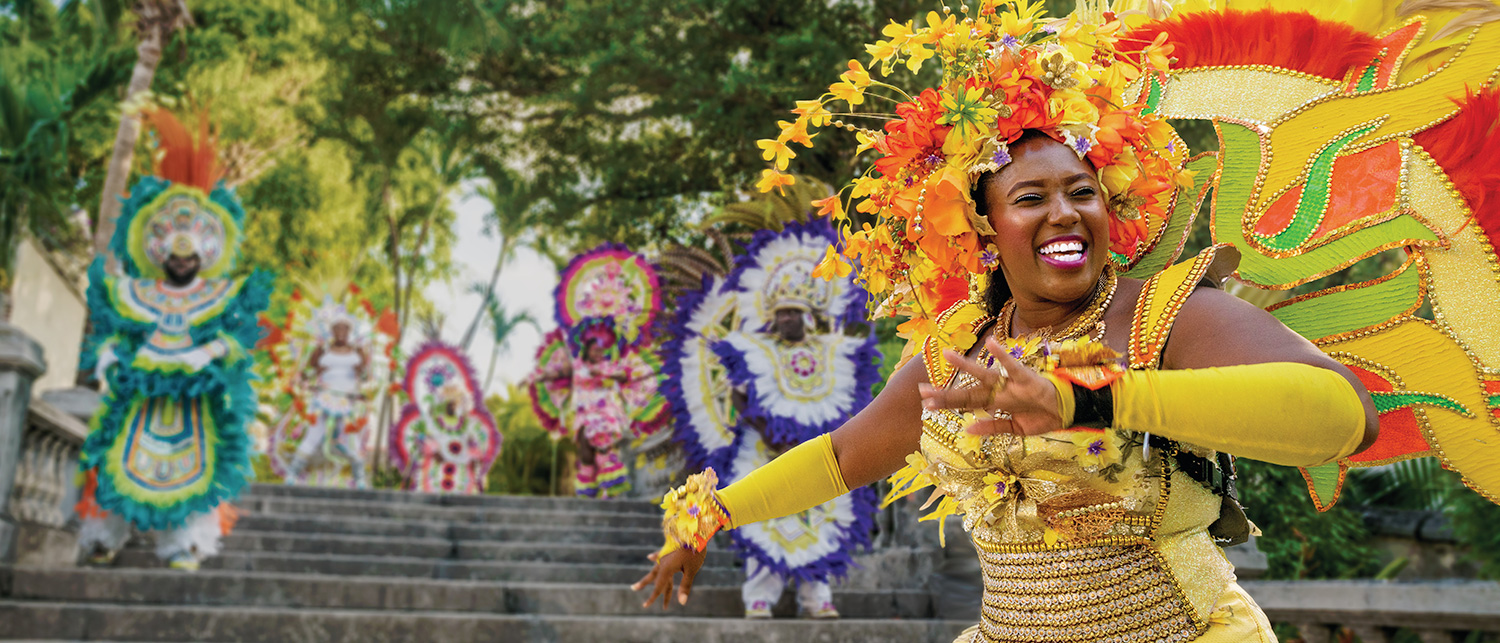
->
[969,544,1205,643]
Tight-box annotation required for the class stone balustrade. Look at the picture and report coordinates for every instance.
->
[10,397,88,529]
[1245,580,1500,643]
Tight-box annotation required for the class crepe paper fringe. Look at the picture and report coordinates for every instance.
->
[79,267,271,531]
[1121,9,1383,81]
[1411,86,1500,254]
[528,328,571,438]
[661,273,734,472]
[726,485,880,584]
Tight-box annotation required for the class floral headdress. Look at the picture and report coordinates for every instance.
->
[759,0,1192,327]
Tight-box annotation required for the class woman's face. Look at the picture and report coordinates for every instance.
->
[980,134,1110,306]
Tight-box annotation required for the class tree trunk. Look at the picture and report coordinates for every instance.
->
[482,340,501,393]
[375,176,399,473]
[396,193,446,337]
[92,25,168,265]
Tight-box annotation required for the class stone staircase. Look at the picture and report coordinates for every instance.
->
[0,483,969,642]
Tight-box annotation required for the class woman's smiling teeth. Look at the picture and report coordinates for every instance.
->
[1038,238,1088,268]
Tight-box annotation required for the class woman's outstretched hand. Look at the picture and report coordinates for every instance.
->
[631,547,707,609]
[917,337,1065,437]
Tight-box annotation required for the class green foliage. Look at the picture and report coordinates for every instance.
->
[0,0,131,281]
[870,317,905,397]
[1236,459,1381,580]
[484,386,569,496]
[1447,483,1500,579]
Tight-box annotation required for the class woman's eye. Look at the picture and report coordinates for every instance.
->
[1072,187,1097,197]
[1014,194,1043,204]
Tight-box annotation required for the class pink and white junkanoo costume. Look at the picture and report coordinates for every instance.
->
[261,288,398,489]
[389,342,502,494]
[528,244,668,499]
[662,220,880,616]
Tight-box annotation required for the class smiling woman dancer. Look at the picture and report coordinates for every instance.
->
[633,1,1500,640]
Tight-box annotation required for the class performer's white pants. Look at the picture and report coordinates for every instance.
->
[289,416,369,488]
[77,510,223,563]
[741,558,833,611]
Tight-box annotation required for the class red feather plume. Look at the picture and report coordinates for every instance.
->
[141,108,221,194]
[1412,87,1500,254]
[1121,9,1383,81]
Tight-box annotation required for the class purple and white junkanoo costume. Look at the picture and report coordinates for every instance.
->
[663,220,880,615]
[389,342,502,494]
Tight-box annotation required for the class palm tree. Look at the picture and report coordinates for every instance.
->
[0,3,132,316]
[468,281,538,393]
[89,0,193,266]
[459,164,546,351]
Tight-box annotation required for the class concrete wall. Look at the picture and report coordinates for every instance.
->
[10,239,86,392]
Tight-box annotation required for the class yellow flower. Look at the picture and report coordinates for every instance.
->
[812,243,852,280]
[757,138,794,170]
[776,119,816,148]
[906,44,935,74]
[756,168,795,195]
[793,100,832,127]
[1070,431,1122,469]
[937,85,998,149]
[955,423,987,457]
[855,130,880,155]
[866,39,900,69]
[830,79,865,106]
[839,60,871,89]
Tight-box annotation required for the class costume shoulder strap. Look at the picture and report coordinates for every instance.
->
[1127,244,1238,370]
[920,298,990,387]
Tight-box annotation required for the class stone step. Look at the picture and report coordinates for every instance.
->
[213,530,738,567]
[235,513,663,546]
[0,601,972,643]
[242,484,658,514]
[2,567,934,619]
[239,494,661,529]
[111,550,742,585]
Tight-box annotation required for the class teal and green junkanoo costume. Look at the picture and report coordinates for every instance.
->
[80,161,272,540]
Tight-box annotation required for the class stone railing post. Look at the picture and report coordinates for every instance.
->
[0,322,47,560]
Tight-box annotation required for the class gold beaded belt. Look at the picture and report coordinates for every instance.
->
[958,543,1205,643]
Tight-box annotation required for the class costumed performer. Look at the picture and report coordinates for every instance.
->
[263,287,397,489]
[390,341,502,494]
[637,2,1500,641]
[76,109,273,571]
[528,244,665,499]
[665,218,881,619]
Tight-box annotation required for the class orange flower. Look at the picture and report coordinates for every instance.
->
[812,194,845,220]
[922,166,978,237]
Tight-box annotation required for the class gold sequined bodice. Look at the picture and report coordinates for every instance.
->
[920,248,1240,643]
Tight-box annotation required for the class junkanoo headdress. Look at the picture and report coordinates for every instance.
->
[757,0,1191,322]
[726,219,861,328]
[555,244,662,350]
[113,109,245,280]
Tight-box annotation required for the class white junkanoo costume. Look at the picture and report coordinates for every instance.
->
[663,220,880,617]
[264,294,396,490]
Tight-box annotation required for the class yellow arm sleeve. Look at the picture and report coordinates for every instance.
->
[716,433,850,529]
[1113,362,1366,468]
